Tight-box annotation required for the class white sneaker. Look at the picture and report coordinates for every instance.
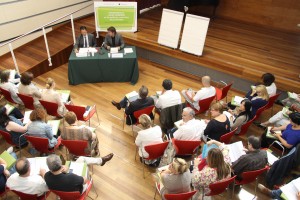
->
[6,146,13,154]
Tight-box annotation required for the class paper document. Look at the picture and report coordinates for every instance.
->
[57,90,70,103]
[281,177,300,200]
[231,96,244,106]
[9,70,16,81]
[47,120,60,135]
[288,92,298,100]
[126,91,139,102]
[69,162,87,177]
[23,110,33,124]
[228,141,246,163]
[156,91,162,96]
[266,127,280,139]
[110,47,119,53]
[28,157,49,175]
[76,53,88,57]
[0,151,16,169]
[202,144,219,158]
[111,53,123,58]
[174,120,183,128]
[282,107,290,118]
[266,150,279,165]
[79,48,97,53]
[124,48,133,54]
[4,104,15,115]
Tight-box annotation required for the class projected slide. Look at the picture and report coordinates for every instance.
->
[94,1,137,32]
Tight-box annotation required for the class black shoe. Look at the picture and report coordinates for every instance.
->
[111,101,121,110]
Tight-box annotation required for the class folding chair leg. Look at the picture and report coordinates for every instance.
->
[142,160,145,179]
[135,146,138,161]
[254,178,258,198]
[154,187,157,199]
[95,107,100,127]
[232,182,235,200]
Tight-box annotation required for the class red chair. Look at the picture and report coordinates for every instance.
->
[39,99,60,117]
[0,129,16,148]
[50,179,96,200]
[25,135,61,155]
[10,190,50,200]
[232,166,269,198]
[255,104,268,120]
[215,82,233,102]
[142,141,169,178]
[61,140,90,159]
[264,93,281,116]
[204,175,236,198]
[0,88,17,104]
[172,138,202,156]
[164,191,197,200]
[220,128,238,144]
[186,95,215,115]
[124,105,155,137]
[64,104,100,127]
[17,93,35,110]
[238,115,257,136]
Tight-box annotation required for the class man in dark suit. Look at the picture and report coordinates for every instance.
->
[74,26,96,53]
[112,86,154,125]
[104,26,125,50]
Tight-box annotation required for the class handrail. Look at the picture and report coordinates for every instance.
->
[0,3,93,48]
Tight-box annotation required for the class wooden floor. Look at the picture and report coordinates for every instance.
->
[0,58,280,200]
[0,6,299,93]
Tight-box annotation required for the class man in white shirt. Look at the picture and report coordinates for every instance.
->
[155,79,182,110]
[6,157,48,197]
[172,107,206,140]
[181,76,216,110]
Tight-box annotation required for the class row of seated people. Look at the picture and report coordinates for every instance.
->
[0,70,66,116]
[0,152,113,197]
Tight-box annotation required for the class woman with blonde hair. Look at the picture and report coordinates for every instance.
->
[204,102,230,141]
[40,78,66,117]
[247,84,269,116]
[27,107,60,149]
[135,114,163,165]
[192,140,231,198]
[159,158,191,198]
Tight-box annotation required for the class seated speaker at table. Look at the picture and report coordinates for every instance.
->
[104,26,125,50]
[74,26,96,53]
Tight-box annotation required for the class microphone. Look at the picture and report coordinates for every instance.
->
[99,42,105,55]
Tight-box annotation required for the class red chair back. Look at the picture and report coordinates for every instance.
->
[238,115,257,136]
[144,141,169,160]
[265,93,281,110]
[255,104,268,119]
[0,88,16,104]
[133,105,155,124]
[64,104,92,121]
[164,190,197,200]
[0,129,16,146]
[24,135,54,154]
[39,99,60,117]
[50,179,92,200]
[187,95,215,114]
[206,175,236,196]
[220,128,238,144]
[17,93,35,110]
[235,166,268,185]
[172,139,202,156]
[215,83,233,101]
[61,140,89,157]
[10,190,48,200]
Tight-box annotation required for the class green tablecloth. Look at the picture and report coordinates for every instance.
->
[68,46,139,85]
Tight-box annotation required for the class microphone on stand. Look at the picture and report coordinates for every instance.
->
[99,42,105,55]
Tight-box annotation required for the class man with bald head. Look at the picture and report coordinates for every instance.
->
[6,157,48,196]
[182,76,216,110]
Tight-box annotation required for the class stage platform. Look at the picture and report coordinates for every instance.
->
[0,6,299,93]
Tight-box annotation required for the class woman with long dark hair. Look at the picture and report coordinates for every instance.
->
[229,99,252,134]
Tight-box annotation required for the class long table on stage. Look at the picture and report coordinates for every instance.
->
[68,46,139,85]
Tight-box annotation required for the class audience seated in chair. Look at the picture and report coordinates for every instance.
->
[155,79,182,111]
[192,140,231,199]
[245,85,269,116]
[135,114,163,165]
[18,72,41,107]
[6,157,48,197]
[245,73,277,97]
[0,98,24,120]
[204,103,230,141]
[40,78,67,117]
[181,76,216,111]
[44,154,113,193]
[260,112,300,149]
[0,69,20,85]
[0,70,22,104]
[0,147,17,193]
[0,106,29,147]
[27,107,60,149]
[156,158,191,199]
[111,85,154,125]
[227,99,252,135]
[232,136,267,181]
[63,111,100,157]
[169,107,206,140]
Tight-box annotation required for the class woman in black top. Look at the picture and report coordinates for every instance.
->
[204,102,230,141]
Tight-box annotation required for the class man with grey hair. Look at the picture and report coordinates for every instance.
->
[181,76,216,111]
[44,153,113,193]
[171,107,206,140]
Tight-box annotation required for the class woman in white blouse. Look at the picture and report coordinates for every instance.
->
[18,72,41,107]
